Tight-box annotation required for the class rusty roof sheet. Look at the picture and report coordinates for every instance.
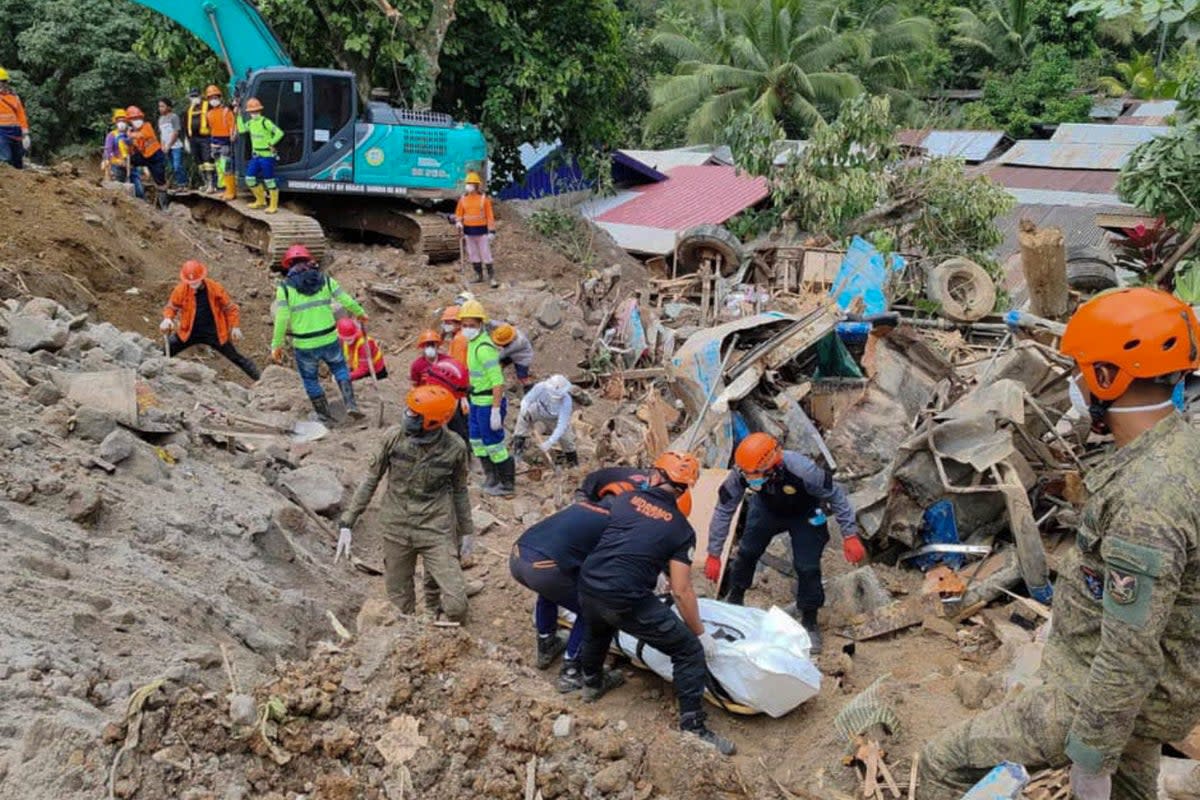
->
[1050,122,1168,144]
[995,123,1169,170]
[988,165,1119,194]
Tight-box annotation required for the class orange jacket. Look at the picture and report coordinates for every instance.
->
[128,124,161,158]
[448,331,468,366]
[0,91,29,132]
[207,106,235,139]
[342,335,386,381]
[455,193,495,232]
[163,278,241,345]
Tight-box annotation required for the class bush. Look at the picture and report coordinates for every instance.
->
[962,44,1093,137]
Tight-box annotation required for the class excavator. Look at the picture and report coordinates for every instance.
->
[130,0,488,264]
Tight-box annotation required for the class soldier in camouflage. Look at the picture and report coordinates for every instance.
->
[337,385,473,622]
[921,287,1200,800]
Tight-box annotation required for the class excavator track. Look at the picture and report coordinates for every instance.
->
[304,198,462,263]
[175,193,327,266]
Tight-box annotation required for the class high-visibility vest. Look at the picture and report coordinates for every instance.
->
[466,334,503,406]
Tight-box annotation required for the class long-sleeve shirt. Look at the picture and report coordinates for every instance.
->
[707,451,859,557]
[497,328,534,367]
[455,193,495,235]
[103,130,130,166]
[519,382,573,447]
[0,91,29,133]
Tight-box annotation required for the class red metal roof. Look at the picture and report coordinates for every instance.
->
[987,165,1118,194]
[595,165,769,229]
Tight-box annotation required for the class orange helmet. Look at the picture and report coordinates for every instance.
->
[492,323,515,346]
[653,451,700,487]
[1061,287,1200,402]
[180,260,207,282]
[205,84,222,99]
[406,385,457,430]
[441,305,461,324]
[676,489,693,517]
[417,328,442,348]
[244,97,263,113]
[735,432,783,475]
[125,105,144,120]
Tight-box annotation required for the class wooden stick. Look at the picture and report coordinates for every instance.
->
[906,754,919,800]
[220,642,241,694]
[877,756,902,798]
[524,755,537,800]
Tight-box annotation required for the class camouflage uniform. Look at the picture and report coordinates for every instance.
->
[921,414,1200,800]
[340,425,474,621]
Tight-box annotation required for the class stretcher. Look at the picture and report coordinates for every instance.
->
[562,597,821,717]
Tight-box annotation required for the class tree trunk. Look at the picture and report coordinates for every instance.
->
[410,0,457,110]
[1018,219,1069,320]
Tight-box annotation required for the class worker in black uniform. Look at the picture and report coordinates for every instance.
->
[575,465,650,503]
[577,452,735,756]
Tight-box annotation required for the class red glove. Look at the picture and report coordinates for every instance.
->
[704,554,722,583]
[842,535,866,564]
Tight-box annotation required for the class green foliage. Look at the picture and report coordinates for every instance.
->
[1069,0,1200,37]
[895,156,1015,263]
[0,0,169,156]
[528,208,598,268]
[952,0,1037,69]
[1098,51,1181,95]
[961,44,1094,135]
[1173,259,1200,301]
[1117,121,1200,229]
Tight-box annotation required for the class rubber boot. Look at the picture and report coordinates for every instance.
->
[486,263,499,289]
[724,585,746,606]
[536,633,567,670]
[309,395,333,423]
[484,457,515,497]
[338,379,364,419]
[155,187,170,211]
[248,183,266,209]
[581,669,626,703]
[222,174,237,200]
[800,608,823,655]
[557,658,583,693]
[205,169,218,193]
[472,262,484,284]
[480,459,498,491]
[266,188,280,214]
[680,711,737,756]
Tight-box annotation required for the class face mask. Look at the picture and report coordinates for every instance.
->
[404,412,424,436]
[251,112,261,119]
[209,98,221,107]
[1068,374,1090,418]
[746,476,767,492]
[190,98,200,106]
[423,346,438,360]
[442,323,457,334]
[466,185,477,193]
[462,326,481,340]
[116,122,128,132]
[1070,373,1180,417]
[1108,398,1177,414]
[132,119,144,130]
[187,280,203,290]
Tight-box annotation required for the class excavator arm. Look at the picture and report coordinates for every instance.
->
[130,0,292,84]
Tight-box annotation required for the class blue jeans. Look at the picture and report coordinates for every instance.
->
[0,126,24,169]
[245,154,277,188]
[293,341,350,399]
[169,148,186,186]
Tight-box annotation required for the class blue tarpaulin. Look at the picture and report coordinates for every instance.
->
[830,236,905,315]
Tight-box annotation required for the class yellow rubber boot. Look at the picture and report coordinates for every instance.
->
[266,188,280,214]
[222,174,237,201]
[248,184,266,209]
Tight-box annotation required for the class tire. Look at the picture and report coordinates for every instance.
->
[1066,259,1118,292]
[925,257,997,323]
[676,224,745,277]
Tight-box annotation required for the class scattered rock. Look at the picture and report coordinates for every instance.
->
[954,671,993,710]
[593,759,631,794]
[279,463,344,515]
[552,714,574,738]
[518,279,548,291]
[7,315,69,352]
[21,297,67,319]
[29,381,62,406]
[535,296,563,329]
[228,693,258,727]
[17,555,71,580]
[98,429,137,464]
[73,407,118,443]
[169,359,217,383]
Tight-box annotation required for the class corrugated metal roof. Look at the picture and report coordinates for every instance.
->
[596,165,769,230]
[996,140,1138,170]
[994,203,1125,302]
[1050,123,1168,144]
[617,146,729,173]
[1127,100,1178,118]
[897,129,1009,162]
[1090,98,1126,119]
[988,165,1118,194]
[590,222,678,255]
[518,140,561,171]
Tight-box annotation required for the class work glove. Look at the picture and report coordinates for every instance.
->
[335,527,352,563]
[1069,764,1112,800]
[460,534,476,559]
[159,318,174,332]
[487,231,496,243]
[704,554,722,583]
[22,135,30,152]
[230,327,243,341]
[489,406,502,431]
[271,347,284,365]
[842,534,867,564]
[460,397,469,415]
[698,632,718,658]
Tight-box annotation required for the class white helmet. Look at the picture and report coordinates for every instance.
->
[545,374,571,398]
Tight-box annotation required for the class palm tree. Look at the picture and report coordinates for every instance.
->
[821,2,935,118]
[646,0,869,143]
[951,0,1035,69]
[1097,52,1179,99]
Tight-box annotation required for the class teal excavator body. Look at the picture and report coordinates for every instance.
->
[129,0,487,201]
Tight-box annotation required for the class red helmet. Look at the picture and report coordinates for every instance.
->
[336,318,360,341]
[426,359,468,393]
[125,105,144,120]
[180,260,207,282]
[281,244,312,268]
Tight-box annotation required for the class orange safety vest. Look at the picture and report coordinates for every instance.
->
[449,331,468,366]
[455,193,495,231]
[129,124,162,158]
[207,106,235,139]
[0,91,29,131]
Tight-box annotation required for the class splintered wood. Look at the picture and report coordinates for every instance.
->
[1023,768,1069,800]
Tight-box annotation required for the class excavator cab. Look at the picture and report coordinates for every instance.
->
[240,68,356,180]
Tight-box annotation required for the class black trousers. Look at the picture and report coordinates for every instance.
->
[726,497,829,611]
[578,592,706,717]
[169,332,260,380]
[448,404,469,446]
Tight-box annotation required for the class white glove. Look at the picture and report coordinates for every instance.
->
[698,632,718,658]
[230,327,243,340]
[159,318,174,332]
[335,527,352,563]
[489,406,502,431]
[1069,764,1111,800]
[487,232,496,242]
[22,135,30,152]
[460,534,476,558]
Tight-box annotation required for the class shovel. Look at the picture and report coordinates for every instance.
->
[163,333,171,359]
[195,403,328,444]
[359,320,386,428]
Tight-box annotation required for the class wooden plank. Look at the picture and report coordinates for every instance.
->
[688,468,741,582]
[840,594,942,641]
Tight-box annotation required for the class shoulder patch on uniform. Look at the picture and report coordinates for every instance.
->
[782,485,797,495]
[1106,568,1138,605]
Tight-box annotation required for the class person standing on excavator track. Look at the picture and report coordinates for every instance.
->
[235,97,283,214]
[455,171,498,288]
[920,287,1200,800]
[205,85,237,200]
[706,432,865,654]
[460,299,516,496]
[160,260,259,380]
[184,87,214,191]
[0,67,30,169]
[270,244,366,423]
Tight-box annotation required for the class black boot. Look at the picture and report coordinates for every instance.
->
[536,633,566,670]
[486,262,499,288]
[562,451,579,467]
[800,608,823,655]
[483,456,515,497]
[481,459,499,491]
[680,711,736,756]
[511,435,527,459]
[338,379,364,419]
[581,669,626,702]
[557,658,583,693]
[472,262,484,284]
[724,585,746,605]
[309,394,333,422]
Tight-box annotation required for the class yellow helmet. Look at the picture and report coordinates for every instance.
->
[0,67,10,81]
[465,171,483,186]
[457,299,488,322]
[112,108,127,122]
[492,324,515,345]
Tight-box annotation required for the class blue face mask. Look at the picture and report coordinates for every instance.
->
[1173,381,1187,411]
[638,480,651,491]
[746,476,767,491]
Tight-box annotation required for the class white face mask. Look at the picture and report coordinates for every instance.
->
[1070,373,1179,418]
[466,184,477,194]
[190,97,200,106]
[132,119,144,129]
[187,280,203,290]
[116,122,128,132]
[209,98,221,107]
[462,326,481,340]
[442,323,457,334]
[423,346,438,360]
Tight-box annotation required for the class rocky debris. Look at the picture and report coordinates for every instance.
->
[98,429,137,464]
[6,314,69,353]
[29,381,63,406]
[593,758,632,794]
[278,463,345,516]
[535,296,563,330]
[552,714,574,738]
[954,671,995,710]
[228,693,258,727]
[66,487,103,524]
[72,406,118,443]
[169,359,217,384]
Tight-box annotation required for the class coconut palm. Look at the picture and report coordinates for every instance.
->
[1097,51,1180,98]
[646,0,870,143]
[951,0,1036,69]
